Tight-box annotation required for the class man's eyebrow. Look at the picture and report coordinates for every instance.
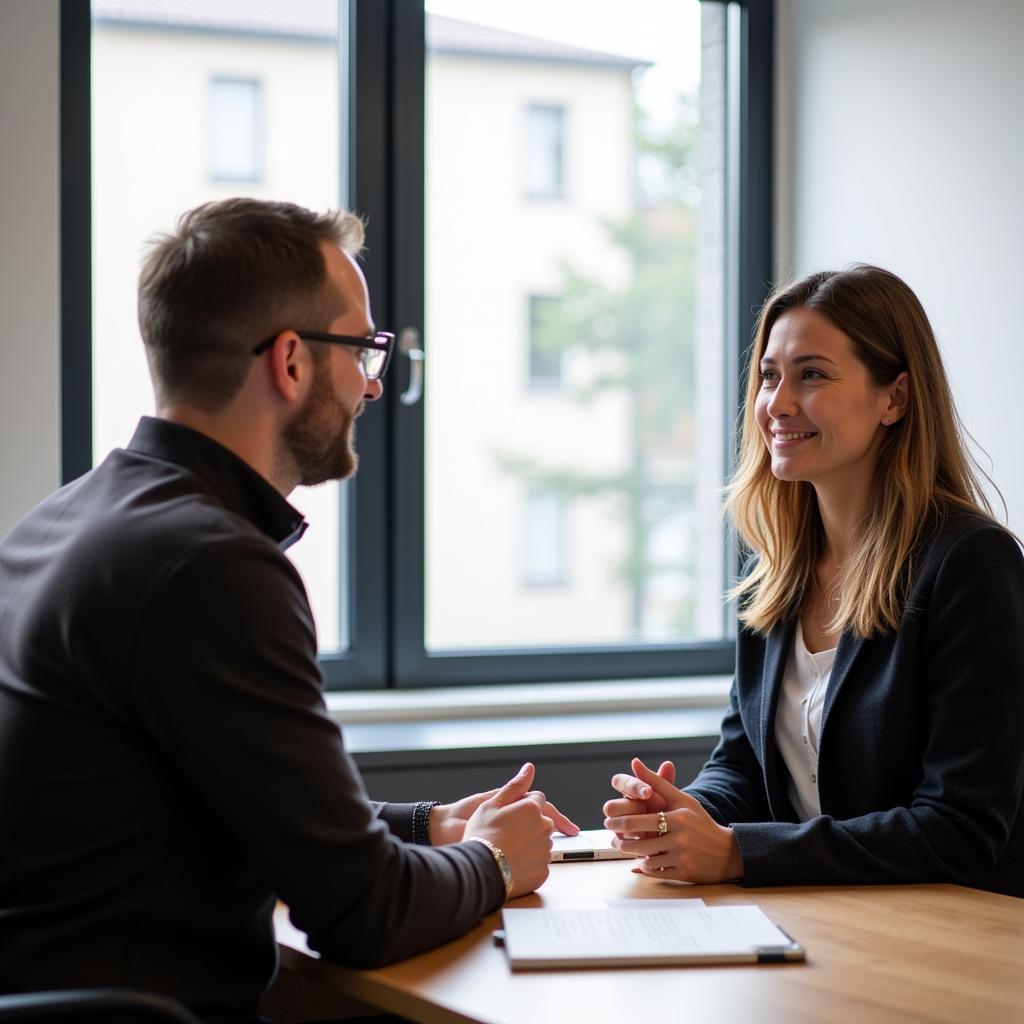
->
[760,353,838,366]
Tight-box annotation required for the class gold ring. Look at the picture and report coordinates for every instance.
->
[657,811,668,836]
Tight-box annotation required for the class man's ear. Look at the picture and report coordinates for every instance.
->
[882,371,911,425]
[264,332,309,403]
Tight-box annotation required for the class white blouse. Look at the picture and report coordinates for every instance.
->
[774,621,837,821]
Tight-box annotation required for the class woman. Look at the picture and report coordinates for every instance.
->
[605,265,1024,895]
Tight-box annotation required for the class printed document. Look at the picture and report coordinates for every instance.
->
[500,905,804,970]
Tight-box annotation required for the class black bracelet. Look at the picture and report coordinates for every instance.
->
[412,800,440,845]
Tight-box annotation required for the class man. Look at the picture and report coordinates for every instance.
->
[0,199,574,1021]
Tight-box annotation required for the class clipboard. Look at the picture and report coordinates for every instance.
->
[498,905,805,970]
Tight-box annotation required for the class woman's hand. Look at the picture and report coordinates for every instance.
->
[604,759,677,837]
[604,757,743,884]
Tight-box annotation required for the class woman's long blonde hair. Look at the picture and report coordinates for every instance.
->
[725,264,997,638]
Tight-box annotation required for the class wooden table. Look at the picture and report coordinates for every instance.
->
[273,861,1024,1024]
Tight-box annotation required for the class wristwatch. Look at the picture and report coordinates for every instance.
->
[469,836,514,899]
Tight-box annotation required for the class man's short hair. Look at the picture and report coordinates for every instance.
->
[138,198,365,411]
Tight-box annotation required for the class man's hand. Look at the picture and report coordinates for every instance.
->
[603,757,742,884]
[429,770,579,846]
[462,763,559,899]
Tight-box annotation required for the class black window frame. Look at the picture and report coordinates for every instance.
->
[60,0,773,691]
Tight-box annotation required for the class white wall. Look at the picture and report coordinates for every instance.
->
[0,0,61,537]
[777,0,1024,534]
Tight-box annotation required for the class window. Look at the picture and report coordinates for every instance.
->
[207,77,263,183]
[524,104,566,198]
[522,490,569,588]
[64,0,774,689]
[527,295,564,389]
[420,0,751,670]
[87,0,349,656]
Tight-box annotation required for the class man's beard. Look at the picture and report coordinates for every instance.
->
[282,360,359,487]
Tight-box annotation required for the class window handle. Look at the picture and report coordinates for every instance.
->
[398,327,424,406]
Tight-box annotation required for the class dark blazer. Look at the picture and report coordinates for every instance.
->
[686,510,1024,897]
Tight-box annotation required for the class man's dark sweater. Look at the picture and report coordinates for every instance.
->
[0,417,502,1021]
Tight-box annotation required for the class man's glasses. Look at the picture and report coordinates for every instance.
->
[252,330,395,381]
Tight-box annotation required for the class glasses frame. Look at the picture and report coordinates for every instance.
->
[252,330,395,381]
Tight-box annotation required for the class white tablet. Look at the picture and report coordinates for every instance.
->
[550,829,635,862]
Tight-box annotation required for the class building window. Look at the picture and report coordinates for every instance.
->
[207,77,263,183]
[527,295,564,389]
[524,104,566,198]
[523,490,569,588]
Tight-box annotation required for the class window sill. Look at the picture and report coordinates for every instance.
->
[326,677,731,758]
[325,675,731,724]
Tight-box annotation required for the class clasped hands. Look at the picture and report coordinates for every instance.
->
[603,757,743,884]
[430,756,741,891]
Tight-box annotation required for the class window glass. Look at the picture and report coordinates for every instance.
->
[522,490,569,588]
[524,104,565,198]
[527,295,564,389]
[208,77,262,182]
[90,0,348,652]
[424,0,726,650]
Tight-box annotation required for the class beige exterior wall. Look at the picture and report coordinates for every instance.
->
[424,54,636,647]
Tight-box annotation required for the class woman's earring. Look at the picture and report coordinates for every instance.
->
[881,417,890,426]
